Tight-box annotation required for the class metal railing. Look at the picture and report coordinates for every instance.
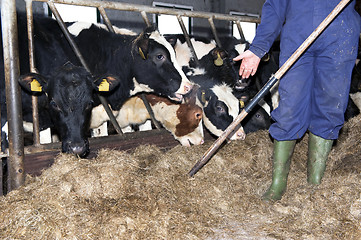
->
[1,0,260,192]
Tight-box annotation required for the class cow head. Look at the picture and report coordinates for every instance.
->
[190,75,246,141]
[18,63,113,157]
[144,86,204,146]
[132,27,192,102]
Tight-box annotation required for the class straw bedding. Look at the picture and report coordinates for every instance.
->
[0,114,360,239]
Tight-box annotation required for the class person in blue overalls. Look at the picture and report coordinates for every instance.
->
[234,0,361,201]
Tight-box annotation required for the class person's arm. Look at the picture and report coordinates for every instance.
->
[234,0,288,79]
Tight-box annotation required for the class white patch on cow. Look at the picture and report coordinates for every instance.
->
[350,92,361,111]
[68,22,137,37]
[234,43,247,55]
[2,122,8,141]
[174,39,192,66]
[39,128,52,144]
[121,126,134,133]
[149,31,192,95]
[192,39,216,59]
[211,84,239,119]
[129,77,153,96]
[185,67,206,77]
[68,22,93,36]
[258,99,271,116]
[174,39,216,66]
[270,81,280,110]
[138,120,152,131]
[90,104,119,129]
[91,121,108,137]
[2,121,53,144]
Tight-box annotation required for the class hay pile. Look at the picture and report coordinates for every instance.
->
[1,115,361,239]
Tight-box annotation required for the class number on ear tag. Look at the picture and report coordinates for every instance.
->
[31,79,42,92]
[99,79,110,92]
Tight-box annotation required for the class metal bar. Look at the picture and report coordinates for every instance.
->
[48,1,124,135]
[140,11,151,27]
[208,17,222,48]
[26,0,41,146]
[188,0,353,177]
[235,20,246,42]
[98,6,115,33]
[34,0,260,24]
[1,0,25,190]
[177,15,200,65]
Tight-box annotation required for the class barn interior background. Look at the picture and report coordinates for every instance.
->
[1,0,361,239]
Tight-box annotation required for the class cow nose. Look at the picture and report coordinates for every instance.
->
[184,83,192,94]
[195,110,202,120]
[63,140,89,157]
[71,144,86,155]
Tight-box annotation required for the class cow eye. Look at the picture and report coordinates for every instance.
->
[85,101,94,110]
[156,54,165,61]
[216,105,225,113]
[50,100,60,111]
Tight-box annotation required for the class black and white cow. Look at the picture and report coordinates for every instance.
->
[67,22,193,110]
[1,14,192,156]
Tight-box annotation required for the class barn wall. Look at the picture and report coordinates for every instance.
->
[15,0,265,37]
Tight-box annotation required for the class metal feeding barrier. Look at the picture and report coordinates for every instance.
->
[1,0,260,192]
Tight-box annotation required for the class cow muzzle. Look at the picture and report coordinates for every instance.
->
[62,139,89,157]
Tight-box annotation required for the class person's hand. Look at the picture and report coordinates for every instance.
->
[233,50,261,79]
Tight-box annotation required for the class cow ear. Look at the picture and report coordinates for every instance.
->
[94,75,120,92]
[212,48,227,67]
[137,38,149,60]
[165,35,177,48]
[18,73,47,93]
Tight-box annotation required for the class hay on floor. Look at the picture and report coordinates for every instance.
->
[0,115,361,239]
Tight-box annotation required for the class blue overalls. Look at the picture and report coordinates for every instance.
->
[249,0,361,141]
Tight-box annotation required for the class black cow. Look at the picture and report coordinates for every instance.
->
[16,63,112,157]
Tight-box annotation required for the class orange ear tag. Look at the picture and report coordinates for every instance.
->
[214,52,223,66]
[30,79,42,92]
[99,79,110,92]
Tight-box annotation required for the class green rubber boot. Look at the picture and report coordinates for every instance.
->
[262,140,296,201]
[307,133,333,185]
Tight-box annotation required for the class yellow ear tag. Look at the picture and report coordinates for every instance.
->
[98,78,110,92]
[201,90,207,104]
[240,100,245,108]
[214,52,223,66]
[30,79,42,92]
[139,47,146,60]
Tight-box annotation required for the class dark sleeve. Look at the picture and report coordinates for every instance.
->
[248,0,288,58]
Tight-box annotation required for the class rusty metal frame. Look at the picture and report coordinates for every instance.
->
[1,0,260,192]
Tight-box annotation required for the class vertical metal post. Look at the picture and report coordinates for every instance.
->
[26,0,41,146]
[98,6,115,33]
[177,15,200,65]
[208,17,222,48]
[1,0,25,190]
[140,11,151,27]
[235,20,246,42]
